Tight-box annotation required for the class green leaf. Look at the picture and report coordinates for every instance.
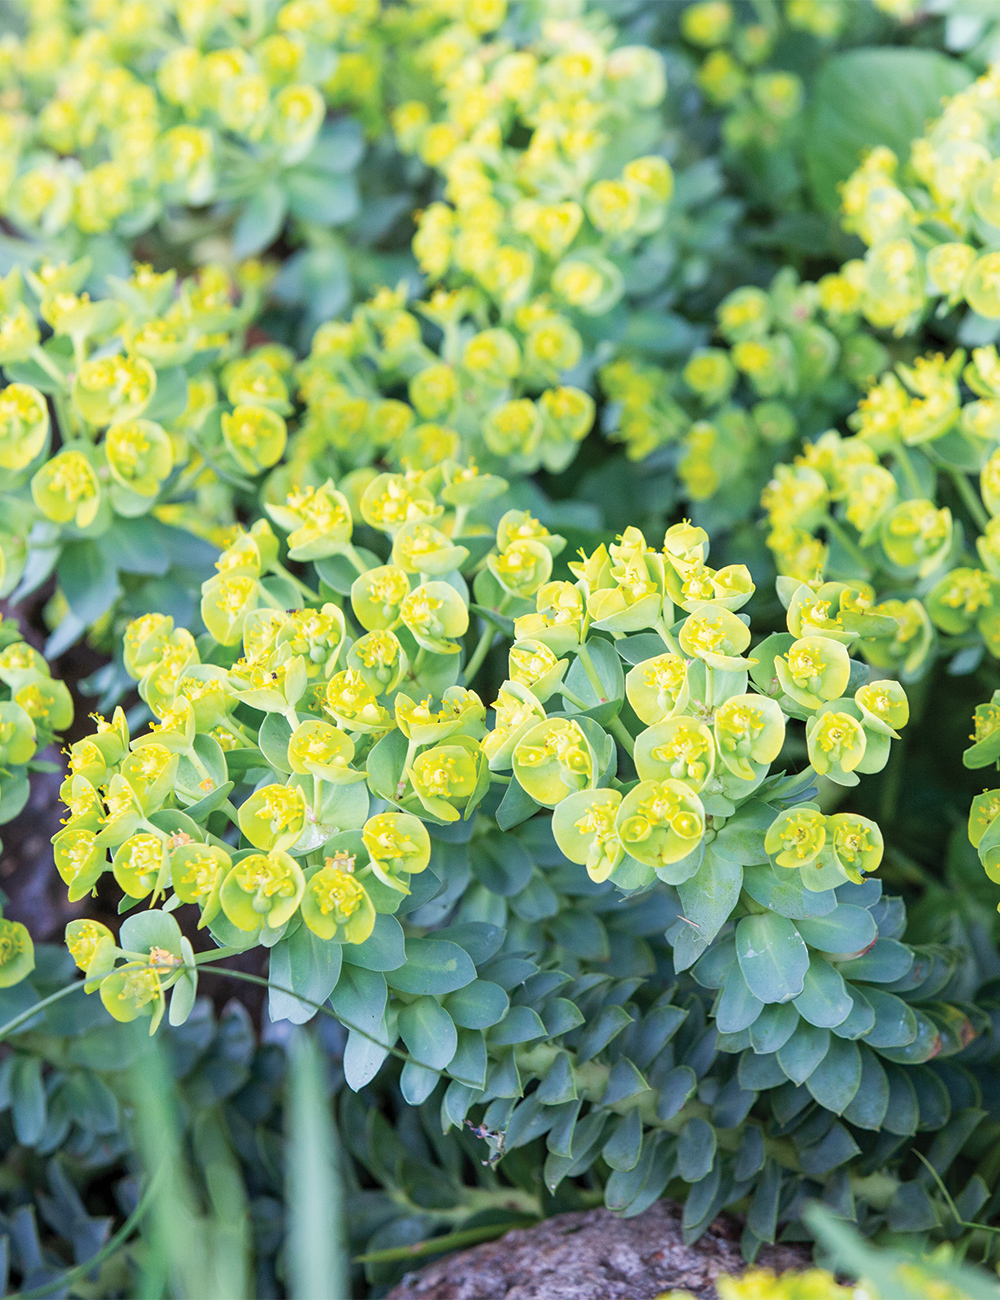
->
[749,1002,800,1055]
[736,914,809,1004]
[496,779,541,830]
[562,637,625,723]
[798,1123,861,1176]
[329,965,389,1091]
[862,987,918,1048]
[793,955,853,1028]
[10,1055,45,1145]
[303,119,365,174]
[233,182,288,258]
[259,714,293,773]
[887,1182,939,1233]
[314,548,381,595]
[386,938,476,995]
[576,1003,633,1062]
[536,1052,578,1106]
[742,864,837,920]
[448,1029,487,1090]
[603,1109,642,1172]
[712,801,773,865]
[398,996,457,1071]
[600,1057,649,1106]
[655,1065,697,1120]
[269,925,343,1025]
[715,963,764,1034]
[444,978,508,1029]
[490,1004,546,1046]
[677,1117,716,1183]
[841,1047,890,1130]
[836,939,913,983]
[675,846,743,967]
[143,367,189,424]
[881,1065,920,1136]
[795,905,877,954]
[58,540,122,628]
[119,910,183,957]
[365,727,408,804]
[471,833,533,896]
[285,171,359,225]
[746,1159,781,1242]
[805,48,973,212]
[777,1021,831,1086]
[805,1036,862,1113]
[342,914,405,971]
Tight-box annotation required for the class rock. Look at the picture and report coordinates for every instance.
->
[384,1201,813,1300]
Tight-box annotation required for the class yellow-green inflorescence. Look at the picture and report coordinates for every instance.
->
[52,479,909,1026]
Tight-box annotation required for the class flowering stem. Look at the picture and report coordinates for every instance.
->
[575,643,606,701]
[342,542,369,575]
[823,514,871,576]
[607,714,636,759]
[0,979,85,1041]
[946,466,990,534]
[464,595,511,683]
[463,625,496,684]
[272,561,320,603]
[654,618,682,655]
[29,345,67,389]
[353,1222,536,1266]
[891,441,925,499]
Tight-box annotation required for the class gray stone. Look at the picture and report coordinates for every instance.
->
[385,1201,813,1300]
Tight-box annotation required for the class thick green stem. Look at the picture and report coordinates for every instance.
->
[272,561,320,603]
[946,466,990,534]
[463,624,496,684]
[823,514,871,575]
[608,714,636,758]
[0,981,85,1041]
[464,596,511,684]
[576,643,606,701]
[892,441,925,498]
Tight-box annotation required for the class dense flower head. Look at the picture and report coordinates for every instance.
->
[763,346,1000,678]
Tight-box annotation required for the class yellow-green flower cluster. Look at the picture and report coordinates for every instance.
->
[493,521,902,892]
[763,345,1000,678]
[390,0,671,317]
[681,0,832,150]
[50,482,907,1026]
[0,0,379,251]
[666,1264,854,1300]
[269,282,598,488]
[0,622,73,987]
[839,68,1000,331]
[601,267,890,507]
[0,257,271,627]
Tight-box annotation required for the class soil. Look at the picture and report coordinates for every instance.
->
[384,1202,814,1300]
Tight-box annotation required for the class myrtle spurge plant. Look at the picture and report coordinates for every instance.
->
[0,619,74,989]
[45,487,998,1246]
[762,346,1000,681]
[600,267,891,521]
[389,0,671,319]
[840,68,1000,333]
[272,279,598,487]
[0,0,377,262]
[0,255,278,659]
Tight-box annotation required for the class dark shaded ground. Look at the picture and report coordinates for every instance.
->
[385,1203,813,1300]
